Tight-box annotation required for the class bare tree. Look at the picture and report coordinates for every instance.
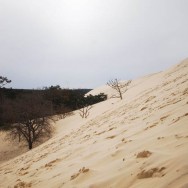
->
[107,79,131,100]
[57,106,74,119]
[77,96,93,119]
[5,93,55,149]
[79,105,92,118]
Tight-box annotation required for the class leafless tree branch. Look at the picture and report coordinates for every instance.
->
[79,105,93,118]
[107,79,131,100]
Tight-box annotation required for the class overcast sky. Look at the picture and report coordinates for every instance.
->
[0,0,188,89]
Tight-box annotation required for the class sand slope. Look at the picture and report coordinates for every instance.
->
[0,59,188,188]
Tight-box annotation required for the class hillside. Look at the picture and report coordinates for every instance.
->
[0,59,188,188]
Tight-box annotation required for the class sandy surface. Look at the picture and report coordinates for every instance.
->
[0,131,28,164]
[0,128,55,165]
[0,58,188,188]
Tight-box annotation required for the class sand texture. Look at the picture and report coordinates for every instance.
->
[0,59,188,188]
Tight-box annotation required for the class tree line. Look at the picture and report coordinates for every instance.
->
[0,75,131,150]
[0,76,107,149]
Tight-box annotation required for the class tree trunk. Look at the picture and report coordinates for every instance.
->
[28,141,33,150]
[118,88,123,100]
[18,133,21,142]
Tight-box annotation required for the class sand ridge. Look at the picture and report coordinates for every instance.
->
[0,58,188,188]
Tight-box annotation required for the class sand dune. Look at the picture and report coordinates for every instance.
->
[0,58,188,188]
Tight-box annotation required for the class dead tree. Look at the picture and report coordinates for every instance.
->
[107,79,131,100]
[57,107,74,120]
[79,105,92,118]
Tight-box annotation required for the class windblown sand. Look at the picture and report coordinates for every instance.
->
[0,59,188,188]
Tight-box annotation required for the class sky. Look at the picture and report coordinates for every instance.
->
[0,0,188,89]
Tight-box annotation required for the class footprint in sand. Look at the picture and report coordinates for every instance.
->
[157,136,165,140]
[141,107,147,111]
[70,167,90,180]
[44,158,61,169]
[14,181,32,188]
[136,150,152,158]
[173,113,188,123]
[106,135,116,139]
[95,130,106,136]
[144,123,158,131]
[137,167,166,179]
